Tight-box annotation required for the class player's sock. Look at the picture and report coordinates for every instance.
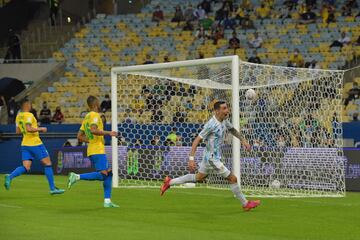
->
[79,172,105,181]
[169,174,196,186]
[103,172,112,201]
[230,183,248,206]
[44,166,55,191]
[9,166,27,180]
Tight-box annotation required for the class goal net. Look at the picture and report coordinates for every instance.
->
[110,56,346,197]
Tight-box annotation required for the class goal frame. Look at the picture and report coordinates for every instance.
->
[110,55,241,188]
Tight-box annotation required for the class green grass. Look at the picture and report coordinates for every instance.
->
[0,174,359,240]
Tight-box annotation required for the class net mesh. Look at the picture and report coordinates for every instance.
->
[111,59,345,197]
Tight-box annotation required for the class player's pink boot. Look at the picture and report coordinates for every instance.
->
[243,200,261,211]
[160,176,171,196]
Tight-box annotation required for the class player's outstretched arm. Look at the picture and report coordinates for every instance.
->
[15,126,21,134]
[25,124,47,133]
[188,136,202,171]
[228,128,250,150]
[77,130,89,143]
[90,125,117,137]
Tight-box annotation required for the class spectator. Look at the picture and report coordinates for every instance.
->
[173,106,187,123]
[172,5,184,23]
[248,51,262,64]
[299,6,317,24]
[215,5,226,21]
[355,36,360,46]
[184,4,195,21]
[152,5,164,22]
[100,94,111,113]
[211,24,224,45]
[248,32,263,48]
[240,0,252,11]
[279,5,290,19]
[228,31,240,49]
[221,1,232,19]
[330,32,351,48]
[306,0,317,8]
[151,135,161,146]
[288,49,304,68]
[49,0,59,26]
[30,107,38,121]
[163,55,170,63]
[151,105,163,123]
[52,106,64,124]
[194,5,206,20]
[185,99,193,110]
[166,128,178,146]
[284,0,296,11]
[256,3,270,19]
[7,97,18,124]
[305,60,320,69]
[176,136,183,146]
[341,3,353,16]
[321,3,336,23]
[348,0,358,8]
[234,5,246,23]
[200,15,214,31]
[223,15,237,29]
[183,20,194,31]
[143,54,154,64]
[0,96,6,117]
[241,14,255,29]
[198,51,204,59]
[344,82,359,106]
[5,29,21,62]
[352,112,359,121]
[124,110,136,123]
[39,101,52,124]
[195,25,210,40]
[200,0,212,13]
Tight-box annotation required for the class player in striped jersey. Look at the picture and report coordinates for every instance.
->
[160,101,260,211]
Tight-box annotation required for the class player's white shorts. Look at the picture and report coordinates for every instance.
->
[198,159,231,178]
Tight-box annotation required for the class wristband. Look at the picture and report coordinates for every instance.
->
[189,156,194,161]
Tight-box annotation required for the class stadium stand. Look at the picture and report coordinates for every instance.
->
[30,0,360,126]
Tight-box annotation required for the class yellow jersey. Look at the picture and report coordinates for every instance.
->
[80,111,105,156]
[16,112,43,146]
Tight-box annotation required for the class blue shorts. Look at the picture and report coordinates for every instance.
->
[89,154,109,171]
[21,144,49,161]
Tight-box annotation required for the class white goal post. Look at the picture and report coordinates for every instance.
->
[110,55,346,197]
[111,56,241,188]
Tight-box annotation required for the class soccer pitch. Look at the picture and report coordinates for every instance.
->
[0,175,359,240]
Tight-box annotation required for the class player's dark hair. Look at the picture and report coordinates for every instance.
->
[87,95,98,108]
[20,98,30,107]
[214,100,227,110]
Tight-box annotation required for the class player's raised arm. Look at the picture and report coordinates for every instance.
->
[77,130,89,143]
[228,128,250,150]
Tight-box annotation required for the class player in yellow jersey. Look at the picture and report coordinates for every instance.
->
[67,96,118,208]
[4,98,65,195]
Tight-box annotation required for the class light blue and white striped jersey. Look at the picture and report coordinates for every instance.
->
[199,116,234,162]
